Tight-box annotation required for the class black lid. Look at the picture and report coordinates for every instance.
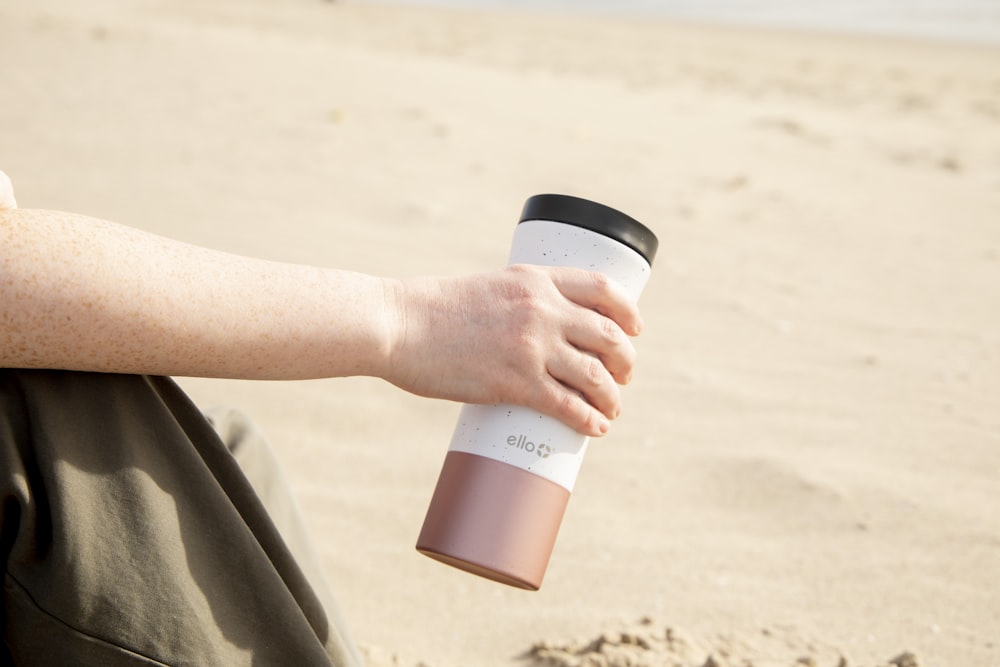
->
[519,194,658,265]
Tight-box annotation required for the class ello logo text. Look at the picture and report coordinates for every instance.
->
[506,434,552,459]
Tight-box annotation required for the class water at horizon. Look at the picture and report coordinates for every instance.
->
[356,0,1000,45]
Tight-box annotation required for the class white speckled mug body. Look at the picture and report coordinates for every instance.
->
[417,196,655,590]
[448,220,651,492]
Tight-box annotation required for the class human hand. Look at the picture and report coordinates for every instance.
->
[0,171,16,210]
[383,265,643,437]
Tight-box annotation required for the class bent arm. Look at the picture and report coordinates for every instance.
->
[1,208,643,436]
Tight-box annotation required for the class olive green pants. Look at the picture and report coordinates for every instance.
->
[0,370,362,666]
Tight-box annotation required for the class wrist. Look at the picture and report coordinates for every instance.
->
[377,276,408,383]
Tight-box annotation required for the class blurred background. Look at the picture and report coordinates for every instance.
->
[364,0,1000,44]
[2,0,999,665]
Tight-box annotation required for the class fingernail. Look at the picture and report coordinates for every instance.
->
[597,417,610,436]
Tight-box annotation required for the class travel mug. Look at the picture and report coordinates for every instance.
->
[416,194,658,590]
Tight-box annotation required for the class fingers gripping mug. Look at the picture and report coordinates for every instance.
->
[416,194,658,590]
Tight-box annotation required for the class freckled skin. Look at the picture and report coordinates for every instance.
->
[0,208,642,437]
[0,209,393,380]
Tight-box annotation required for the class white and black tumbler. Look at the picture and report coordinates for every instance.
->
[416,194,658,590]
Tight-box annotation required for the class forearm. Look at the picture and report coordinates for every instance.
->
[0,209,395,380]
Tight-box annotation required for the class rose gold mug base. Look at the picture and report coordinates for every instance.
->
[416,451,570,591]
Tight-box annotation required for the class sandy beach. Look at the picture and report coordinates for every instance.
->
[2,0,999,664]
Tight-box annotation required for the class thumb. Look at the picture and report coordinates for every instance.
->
[0,171,18,210]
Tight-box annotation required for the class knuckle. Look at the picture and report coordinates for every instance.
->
[589,271,612,294]
[557,390,581,422]
[504,264,546,292]
[538,384,579,425]
[500,271,549,314]
[506,263,534,276]
[599,315,620,345]
[582,407,604,434]
[540,381,571,412]
[585,356,605,387]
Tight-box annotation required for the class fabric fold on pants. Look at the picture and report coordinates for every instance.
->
[0,370,361,667]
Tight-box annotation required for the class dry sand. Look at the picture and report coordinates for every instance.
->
[2,0,999,665]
